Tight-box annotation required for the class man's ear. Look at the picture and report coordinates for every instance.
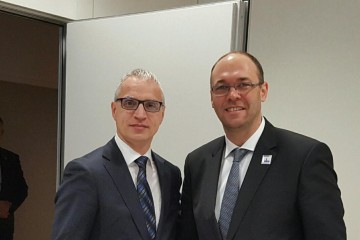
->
[260,82,269,102]
[210,90,214,108]
[111,102,117,119]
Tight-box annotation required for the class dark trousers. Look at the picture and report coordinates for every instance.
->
[0,214,14,240]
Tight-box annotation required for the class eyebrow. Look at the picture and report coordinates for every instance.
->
[213,77,250,84]
[120,96,162,102]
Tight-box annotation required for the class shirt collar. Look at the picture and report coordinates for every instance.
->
[114,134,154,168]
[224,116,266,158]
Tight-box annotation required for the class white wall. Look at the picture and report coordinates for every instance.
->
[63,1,236,171]
[248,0,360,239]
[93,0,197,17]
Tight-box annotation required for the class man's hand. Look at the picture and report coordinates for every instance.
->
[0,200,12,219]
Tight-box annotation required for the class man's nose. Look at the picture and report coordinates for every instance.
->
[228,86,241,99]
[134,103,147,117]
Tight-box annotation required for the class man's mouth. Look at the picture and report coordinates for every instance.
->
[225,107,244,112]
[130,124,148,128]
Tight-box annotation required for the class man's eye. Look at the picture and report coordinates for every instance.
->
[238,83,251,88]
[145,102,156,108]
[216,85,229,91]
[124,100,137,106]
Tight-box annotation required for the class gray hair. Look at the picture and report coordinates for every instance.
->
[114,68,165,104]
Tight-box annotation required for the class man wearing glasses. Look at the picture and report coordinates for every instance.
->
[178,52,346,240]
[52,69,181,240]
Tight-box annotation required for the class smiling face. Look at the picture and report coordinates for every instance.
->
[111,76,165,153]
[210,53,268,143]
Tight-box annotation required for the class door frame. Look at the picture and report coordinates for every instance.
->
[0,3,68,188]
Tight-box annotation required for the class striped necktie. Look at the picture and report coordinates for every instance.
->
[135,156,156,240]
[218,148,249,239]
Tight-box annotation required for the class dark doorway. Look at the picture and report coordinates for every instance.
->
[0,11,63,240]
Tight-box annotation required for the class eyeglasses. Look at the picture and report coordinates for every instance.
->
[115,97,163,112]
[211,82,263,96]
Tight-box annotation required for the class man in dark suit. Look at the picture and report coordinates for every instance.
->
[0,117,28,240]
[178,52,346,240]
[52,69,182,240]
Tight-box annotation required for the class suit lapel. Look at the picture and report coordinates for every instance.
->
[199,137,225,239]
[102,139,150,240]
[227,120,278,240]
[205,141,224,218]
[151,152,168,239]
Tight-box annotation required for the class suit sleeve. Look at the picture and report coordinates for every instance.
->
[299,142,346,239]
[177,155,199,240]
[1,153,28,213]
[10,156,28,212]
[165,163,182,240]
[51,159,98,240]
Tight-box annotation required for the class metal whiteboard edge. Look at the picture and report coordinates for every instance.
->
[56,26,67,188]
[231,0,249,51]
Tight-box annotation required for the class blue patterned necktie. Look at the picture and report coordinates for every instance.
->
[218,148,249,240]
[135,156,156,240]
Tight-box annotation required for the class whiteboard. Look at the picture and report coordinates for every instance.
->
[63,1,247,170]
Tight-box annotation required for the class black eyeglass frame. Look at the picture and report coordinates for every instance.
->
[115,97,164,112]
[211,82,263,96]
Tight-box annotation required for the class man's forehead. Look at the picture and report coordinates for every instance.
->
[220,53,252,65]
[213,55,258,78]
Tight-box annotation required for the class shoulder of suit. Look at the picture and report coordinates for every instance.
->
[152,151,180,171]
[0,147,19,160]
[67,144,107,168]
[188,136,225,155]
[265,118,319,142]
[272,125,322,146]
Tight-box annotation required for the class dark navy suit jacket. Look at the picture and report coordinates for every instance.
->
[52,138,181,240]
[178,119,346,240]
[0,147,28,238]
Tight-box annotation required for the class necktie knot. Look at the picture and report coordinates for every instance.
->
[135,156,148,169]
[232,148,248,163]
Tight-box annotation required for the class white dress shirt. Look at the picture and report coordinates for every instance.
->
[215,117,265,220]
[114,134,161,227]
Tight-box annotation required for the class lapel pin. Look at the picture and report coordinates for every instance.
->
[261,155,272,165]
